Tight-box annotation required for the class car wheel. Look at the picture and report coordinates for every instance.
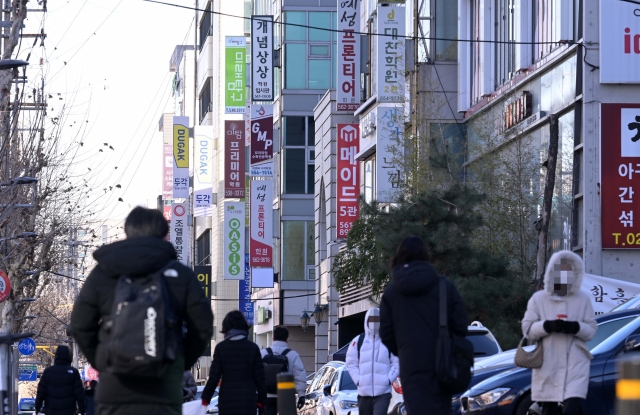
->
[514,392,532,415]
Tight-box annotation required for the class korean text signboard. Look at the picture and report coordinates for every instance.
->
[376,107,403,202]
[225,120,246,198]
[584,273,640,315]
[170,203,190,265]
[250,180,273,267]
[601,104,640,248]
[337,124,360,238]
[337,0,360,111]
[194,126,213,216]
[251,16,274,101]
[250,104,274,176]
[239,254,255,324]
[600,1,640,83]
[162,142,173,200]
[225,37,246,114]
[172,116,190,199]
[377,4,405,103]
[194,265,212,298]
[18,364,37,381]
[224,202,245,280]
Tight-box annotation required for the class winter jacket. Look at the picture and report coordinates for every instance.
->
[260,340,307,397]
[380,261,468,415]
[522,250,597,403]
[345,308,399,397]
[84,389,95,415]
[70,237,214,413]
[35,346,86,415]
[183,370,198,402]
[201,337,267,415]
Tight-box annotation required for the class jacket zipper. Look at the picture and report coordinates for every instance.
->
[372,333,375,396]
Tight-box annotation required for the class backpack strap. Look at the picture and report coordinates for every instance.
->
[281,348,291,357]
[266,347,273,355]
[357,333,365,360]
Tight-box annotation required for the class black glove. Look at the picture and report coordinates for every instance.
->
[563,321,580,334]
[297,396,306,409]
[543,319,566,333]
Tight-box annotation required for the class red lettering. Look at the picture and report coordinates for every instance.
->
[625,28,631,54]
[635,34,640,54]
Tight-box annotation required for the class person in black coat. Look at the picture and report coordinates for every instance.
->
[380,236,468,415]
[35,345,86,415]
[70,206,214,415]
[201,311,267,415]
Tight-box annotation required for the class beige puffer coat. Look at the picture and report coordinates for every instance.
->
[522,250,597,402]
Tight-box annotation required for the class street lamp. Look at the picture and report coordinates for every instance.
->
[300,311,311,331]
[313,303,329,325]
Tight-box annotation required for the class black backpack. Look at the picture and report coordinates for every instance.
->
[263,347,290,394]
[102,261,180,378]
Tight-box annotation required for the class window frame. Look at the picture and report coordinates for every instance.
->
[282,116,316,195]
[281,220,315,281]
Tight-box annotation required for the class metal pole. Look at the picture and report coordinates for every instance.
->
[9,347,16,415]
[616,356,640,414]
[276,373,296,415]
[0,342,8,415]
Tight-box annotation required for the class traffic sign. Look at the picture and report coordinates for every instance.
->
[18,364,37,381]
[0,270,10,303]
[17,338,36,356]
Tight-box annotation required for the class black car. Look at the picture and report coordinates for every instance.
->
[458,312,640,415]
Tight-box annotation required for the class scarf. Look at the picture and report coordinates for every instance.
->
[224,329,248,340]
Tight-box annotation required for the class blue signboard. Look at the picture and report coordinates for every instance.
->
[17,338,36,356]
[18,365,37,381]
[239,254,254,324]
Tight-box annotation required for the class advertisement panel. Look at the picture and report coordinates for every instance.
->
[162,142,173,200]
[251,267,274,288]
[600,1,640,83]
[244,101,251,147]
[377,4,405,103]
[170,202,190,265]
[376,107,403,203]
[337,124,360,238]
[225,37,246,114]
[239,254,255,324]
[337,0,360,111]
[194,126,213,216]
[250,104,274,177]
[194,265,212,298]
[224,120,246,198]
[251,16,274,101]
[223,201,245,280]
[250,180,273,267]
[172,116,190,199]
[601,104,640,249]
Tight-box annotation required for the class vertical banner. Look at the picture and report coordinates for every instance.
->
[239,254,255,324]
[377,4,406,103]
[250,105,274,176]
[376,107,403,202]
[223,201,245,280]
[225,37,246,114]
[245,177,250,227]
[194,266,212,298]
[172,116,190,198]
[162,142,173,200]
[601,104,640,249]
[170,202,190,265]
[337,0,360,111]
[224,120,246,198]
[194,126,213,217]
[250,180,273,266]
[251,16,274,101]
[337,124,360,238]
[244,101,252,147]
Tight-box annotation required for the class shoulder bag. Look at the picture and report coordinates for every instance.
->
[514,336,543,368]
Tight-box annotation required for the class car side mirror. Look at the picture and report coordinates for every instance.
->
[624,334,640,353]
[323,384,332,396]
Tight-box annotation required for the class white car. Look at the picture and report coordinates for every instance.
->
[299,361,358,415]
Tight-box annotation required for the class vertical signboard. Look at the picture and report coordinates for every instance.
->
[162,142,173,200]
[244,101,252,147]
[337,124,360,238]
[223,201,245,280]
[600,1,640,83]
[377,4,406,103]
[170,202,190,265]
[601,104,640,249]
[239,254,254,324]
[194,126,213,216]
[251,16,274,101]
[250,105,274,176]
[172,116,190,198]
[194,265,212,298]
[225,36,246,114]
[250,180,273,266]
[224,120,246,198]
[337,0,360,111]
[376,107,403,202]
[245,177,250,227]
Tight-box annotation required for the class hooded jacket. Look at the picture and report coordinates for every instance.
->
[35,345,86,415]
[70,237,213,412]
[182,370,198,402]
[522,250,597,402]
[345,308,399,397]
[260,340,307,397]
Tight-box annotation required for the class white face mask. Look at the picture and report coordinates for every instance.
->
[367,308,380,335]
[368,321,380,335]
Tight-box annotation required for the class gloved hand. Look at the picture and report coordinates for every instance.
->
[297,396,306,409]
[543,319,566,333]
[563,321,580,334]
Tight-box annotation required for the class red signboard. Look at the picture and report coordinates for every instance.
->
[0,270,10,303]
[601,103,640,248]
[250,180,273,267]
[224,120,246,198]
[337,124,360,238]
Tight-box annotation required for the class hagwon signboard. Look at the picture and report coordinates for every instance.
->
[600,1,640,83]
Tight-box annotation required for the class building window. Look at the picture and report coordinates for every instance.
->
[196,229,211,265]
[363,156,375,203]
[199,77,212,124]
[199,2,212,51]
[283,116,315,194]
[494,0,516,88]
[435,0,457,61]
[282,221,315,281]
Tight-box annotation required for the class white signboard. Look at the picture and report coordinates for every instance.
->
[250,180,273,267]
[170,202,190,265]
[337,0,360,111]
[377,4,405,103]
[194,126,213,217]
[376,107,403,202]
[600,1,640,83]
[583,273,640,315]
[252,267,274,289]
[224,201,245,280]
[172,116,190,199]
[251,15,274,101]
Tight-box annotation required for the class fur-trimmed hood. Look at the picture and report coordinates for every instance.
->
[543,250,584,297]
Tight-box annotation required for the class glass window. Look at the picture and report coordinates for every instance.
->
[285,12,306,41]
[309,367,326,392]
[307,221,315,265]
[283,221,305,280]
[587,317,637,351]
[332,43,337,89]
[309,59,331,89]
[285,44,306,89]
[364,157,375,203]
[310,45,330,56]
[309,12,331,41]
[435,0,457,61]
[467,331,501,357]
[285,117,306,146]
[308,117,316,146]
[339,370,357,391]
[284,149,306,194]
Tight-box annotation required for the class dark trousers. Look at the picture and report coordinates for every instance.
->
[357,393,392,415]
[541,398,583,415]
[265,397,278,415]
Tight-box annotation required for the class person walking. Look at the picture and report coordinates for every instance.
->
[346,307,399,415]
[522,250,597,415]
[201,311,267,415]
[85,380,98,415]
[35,345,86,415]
[183,370,198,402]
[379,236,468,415]
[260,326,307,415]
[70,206,214,415]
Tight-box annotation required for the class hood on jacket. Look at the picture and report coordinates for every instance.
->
[54,345,72,365]
[92,237,177,277]
[364,308,380,336]
[391,260,439,296]
[543,250,584,297]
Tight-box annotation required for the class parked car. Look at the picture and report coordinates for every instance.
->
[610,295,640,312]
[299,361,358,415]
[467,321,503,360]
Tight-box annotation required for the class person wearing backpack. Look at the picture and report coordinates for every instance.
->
[345,308,399,415]
[35,345,86,415]
[70,206,214,415]
[260,326,306,415]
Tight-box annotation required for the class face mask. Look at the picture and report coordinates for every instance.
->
[368,321,380,335]
[367,309,381,335]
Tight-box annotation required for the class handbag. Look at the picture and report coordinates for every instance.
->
[514,336,543,368]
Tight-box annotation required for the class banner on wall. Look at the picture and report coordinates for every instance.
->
[600,1,640,84]
[239,254,255,324]
[162,142,173,200]
[376,107,403,202]
[250,104,274,177]
[251,15,274,101]
[224,120,246,198]
[337,0,360,111]
[337,124,360,238]
[225,37,246,114]
[172,116,189,199]
[170,202,190,265]
[250,180,273,267]
[223,201,245,280]
[194,126,213,216]
[583,273,640,315]
[376,4,405,103]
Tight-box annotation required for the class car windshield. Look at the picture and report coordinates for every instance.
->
[467,331,500,357]
[611,296,640,312]
[591,315,640,355]
[339,370,357,391]
[19,402,35,411]
[586,315,638,350]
